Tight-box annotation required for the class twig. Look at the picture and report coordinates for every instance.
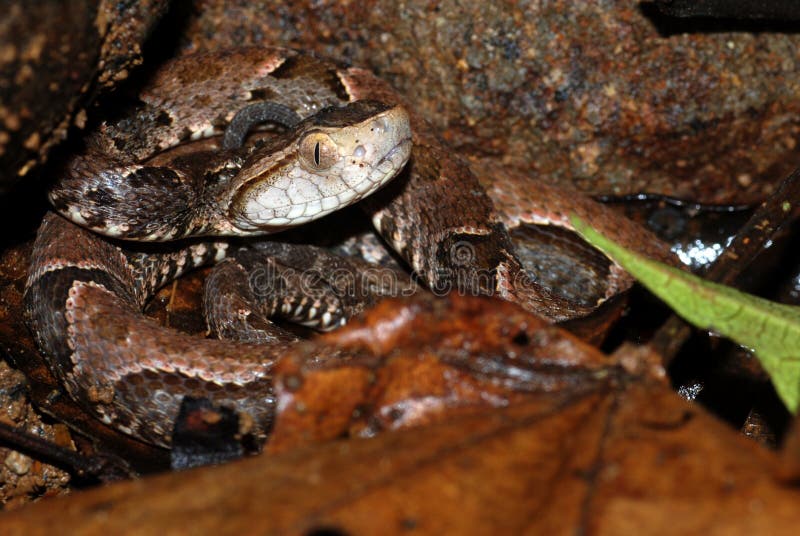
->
[0,420,133,482]
[649,164,800,366]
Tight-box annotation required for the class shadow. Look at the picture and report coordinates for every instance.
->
[639,2,800,36]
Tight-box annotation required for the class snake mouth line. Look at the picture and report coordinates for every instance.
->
[364,136,412,197]
[371,136,412,183]
[379,136,413,166]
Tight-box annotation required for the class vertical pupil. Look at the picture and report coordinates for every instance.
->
[314,141,320,166]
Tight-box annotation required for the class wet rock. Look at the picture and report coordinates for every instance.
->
[180,0,800,203]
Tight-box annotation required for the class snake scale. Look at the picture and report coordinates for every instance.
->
[24,47,671,448]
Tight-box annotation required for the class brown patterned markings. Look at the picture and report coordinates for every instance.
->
[175,126,196,144]
[127,376,149,402]
[111,135,129,153]
[183,377,201,391]
[162,374,182,387]
[249,87,278,102]
[153,109,172,127]
[78,210,112,233]
[269,54,315,80]
[194,94,213,108]
[84,186,117,207]
[124,166,182,189]
[170,55,226,85]
[270,54,351,102]
[166,48,284,91]
[510,224,613,308]
[140,369,164,391]
[117,369,260,406]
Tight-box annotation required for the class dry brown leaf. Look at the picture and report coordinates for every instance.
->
[2,380,799,534]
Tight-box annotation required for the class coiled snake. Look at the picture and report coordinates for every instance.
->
[24,47,671,447]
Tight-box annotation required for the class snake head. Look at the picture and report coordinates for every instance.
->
[227,100,412,232]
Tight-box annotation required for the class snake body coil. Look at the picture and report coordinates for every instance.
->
[24,47,671,447]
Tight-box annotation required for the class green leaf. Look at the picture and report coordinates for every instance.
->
[570,214,800,413]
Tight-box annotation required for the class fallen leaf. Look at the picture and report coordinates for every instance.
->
[2,379,798,534]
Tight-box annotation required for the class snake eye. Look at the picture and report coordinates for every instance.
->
[299,132,338,170]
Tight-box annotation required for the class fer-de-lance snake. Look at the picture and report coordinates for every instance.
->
[24,47,673,447]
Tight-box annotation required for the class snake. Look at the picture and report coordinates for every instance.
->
[24,47,674,448]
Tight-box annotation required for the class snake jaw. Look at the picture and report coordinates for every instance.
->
[227,101,412,232]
